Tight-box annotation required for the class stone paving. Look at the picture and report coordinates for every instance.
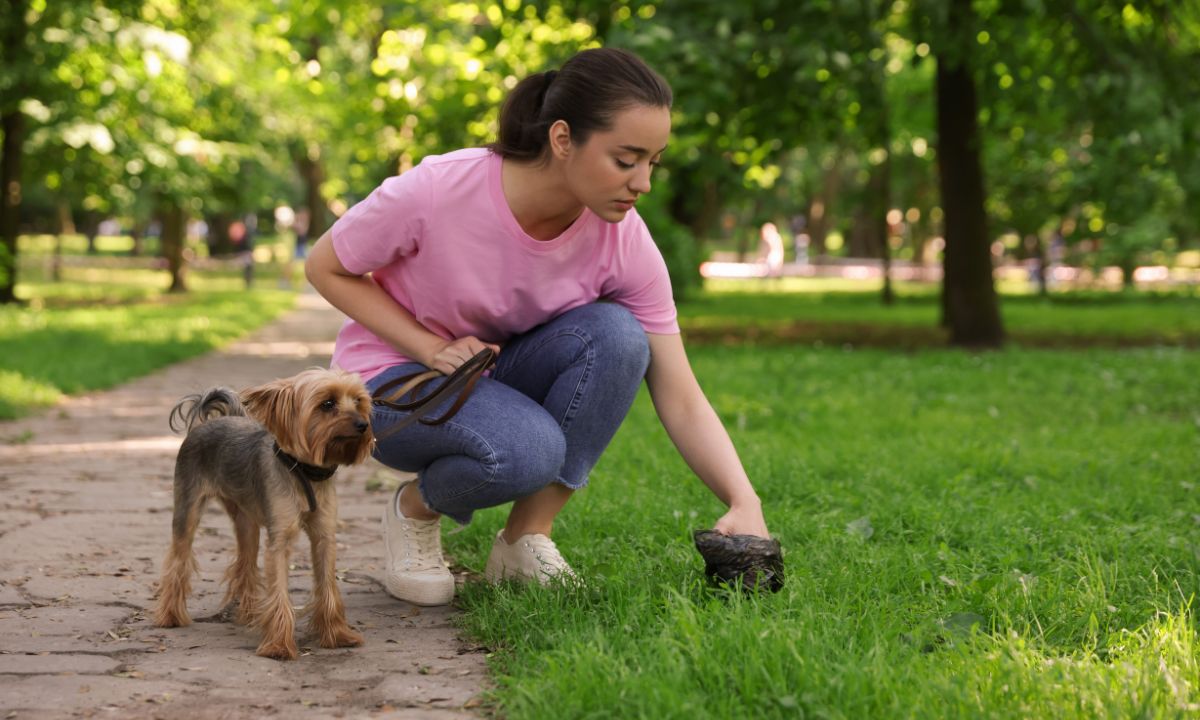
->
[0,291,487,719]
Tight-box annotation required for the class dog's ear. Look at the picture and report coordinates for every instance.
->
[240,380,303,454]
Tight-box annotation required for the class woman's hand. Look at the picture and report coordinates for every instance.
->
[424,336,501,375]
[713,500,770,539]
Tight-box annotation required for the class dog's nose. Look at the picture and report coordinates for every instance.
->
[354,419,369,433]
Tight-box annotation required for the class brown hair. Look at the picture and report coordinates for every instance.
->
[489,47,672,163]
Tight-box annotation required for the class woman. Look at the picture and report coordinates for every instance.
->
[306,47,770,606]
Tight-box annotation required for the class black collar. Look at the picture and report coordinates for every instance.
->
[273,442,337,513]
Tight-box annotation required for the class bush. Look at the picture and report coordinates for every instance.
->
[637,187,702,300]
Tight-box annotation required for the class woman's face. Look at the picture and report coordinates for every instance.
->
[557,104,671,223]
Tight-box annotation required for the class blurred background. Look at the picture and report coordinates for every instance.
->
[2,0,1199,349]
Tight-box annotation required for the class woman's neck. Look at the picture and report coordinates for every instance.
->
[501,158,585,241]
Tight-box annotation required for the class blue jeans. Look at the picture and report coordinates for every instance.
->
[366,303,652,524]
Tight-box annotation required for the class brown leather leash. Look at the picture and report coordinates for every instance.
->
[370,348,496,440]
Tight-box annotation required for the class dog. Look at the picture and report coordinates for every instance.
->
[153,368,374,660]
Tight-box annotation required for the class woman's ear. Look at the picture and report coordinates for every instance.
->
[548,119,572,159]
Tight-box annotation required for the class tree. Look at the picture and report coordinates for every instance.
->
[0,1,137,301]
[929,0,1005,346]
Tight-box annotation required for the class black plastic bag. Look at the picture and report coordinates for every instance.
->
[693,530,784,593]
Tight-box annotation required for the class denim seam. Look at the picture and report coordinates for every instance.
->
[558,331,594,437]
[493,328,594,489]
[370,407,500,505]
[432,418,500,504]
[494,328,593,436]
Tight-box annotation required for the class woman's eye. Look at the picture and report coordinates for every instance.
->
[615,159,635,169]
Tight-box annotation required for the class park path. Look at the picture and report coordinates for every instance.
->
[0,290,488,720]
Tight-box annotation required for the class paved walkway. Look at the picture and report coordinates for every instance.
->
[0,291,487,719]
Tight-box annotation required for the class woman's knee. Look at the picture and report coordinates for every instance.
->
[568,303,650,374]
[500,412,567,494]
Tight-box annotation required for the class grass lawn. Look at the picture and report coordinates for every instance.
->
[0,268,295,419]
[5,257,1199,715]
[683,279,1200,347]
[440,290,1200,718]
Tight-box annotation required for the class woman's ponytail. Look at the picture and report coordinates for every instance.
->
[492,70,560,162]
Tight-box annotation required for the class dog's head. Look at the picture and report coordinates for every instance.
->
[241,368,374,467]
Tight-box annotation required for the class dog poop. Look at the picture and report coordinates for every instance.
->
[693,530,784,593]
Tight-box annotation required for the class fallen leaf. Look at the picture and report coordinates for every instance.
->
[845,516,874,540]
[938,612,987,636]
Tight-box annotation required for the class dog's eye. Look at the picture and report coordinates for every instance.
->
[320,399,336,411]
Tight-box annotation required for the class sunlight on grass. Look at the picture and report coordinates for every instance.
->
[0,369,62,420]
[449,343,1200,718]
[681,280,1200,344]
[0,286,295,419]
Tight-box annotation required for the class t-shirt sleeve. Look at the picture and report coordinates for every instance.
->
[607,212,680,335]
[329,164,431,275]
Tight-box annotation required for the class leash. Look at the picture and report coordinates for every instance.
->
[370,348,496,440]
[266,349,495,513]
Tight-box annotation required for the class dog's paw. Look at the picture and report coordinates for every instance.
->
[153,606,191,628]
[313,620,364,648]
[256,638,299,661]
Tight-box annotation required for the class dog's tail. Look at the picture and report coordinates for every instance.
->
[169,387,247,434]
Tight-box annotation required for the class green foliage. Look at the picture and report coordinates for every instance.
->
[450,340,1200,718]
[635,186,701,298]
[7,0,1200,311]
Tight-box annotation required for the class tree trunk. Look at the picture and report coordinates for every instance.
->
[296,151,328,240]
[130,218,147,257]
[54,200,73,282]
[1025,232,1048,296]
[160,201,189,293]
[0,109,23,304]
[1119,256,1136,290]
[205,213,233,256]
[848,210,872,258]
[936,0,1004,347]
[56,199,75,235]
[872,161,895,306]
[52,233,62,283]
[83,211,99,255]
[868,101,894,306]
[807,155,842,260]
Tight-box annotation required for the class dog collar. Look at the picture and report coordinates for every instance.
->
[273,442,336,513]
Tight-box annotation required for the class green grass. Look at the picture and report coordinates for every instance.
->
[445,342,1200,718]
[7,251,1200,715]
[681,280,1200,347]
[0,270,295,419]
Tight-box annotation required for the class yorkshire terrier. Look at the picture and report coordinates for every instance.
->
[153,368,374,660]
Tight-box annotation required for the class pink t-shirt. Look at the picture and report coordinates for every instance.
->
[329,148,679,382]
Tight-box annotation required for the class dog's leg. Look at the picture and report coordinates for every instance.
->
[219,498,262,625]
[302,486,363,649]
[154,476,205,628]
[255,514,301,660]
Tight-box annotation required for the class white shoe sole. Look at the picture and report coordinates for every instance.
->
[383,573,455,606]
[382,508,455,606]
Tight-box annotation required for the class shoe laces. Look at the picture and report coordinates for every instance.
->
[523,534,575,577]
[400,516,444,571]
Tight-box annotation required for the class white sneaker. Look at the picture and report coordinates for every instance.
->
[382,482,454,605]
[484,530,579,585]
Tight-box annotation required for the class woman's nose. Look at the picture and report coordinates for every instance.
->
[630,164,652,194]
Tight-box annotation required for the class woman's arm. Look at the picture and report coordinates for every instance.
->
[644,332,770,538]
[304,232,497,373]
